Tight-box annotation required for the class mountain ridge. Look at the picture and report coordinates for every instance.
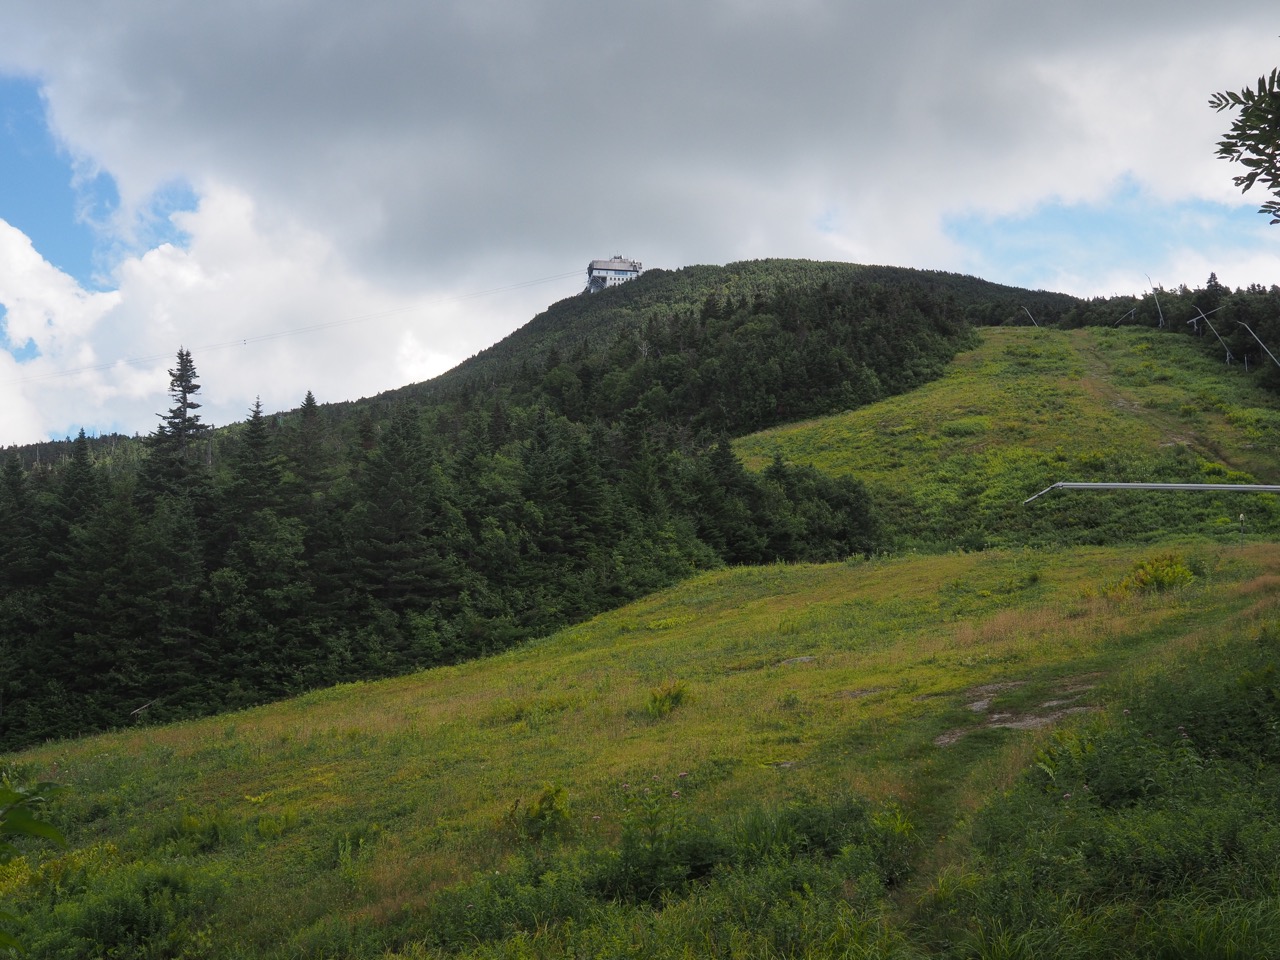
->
[7,302,1280,955]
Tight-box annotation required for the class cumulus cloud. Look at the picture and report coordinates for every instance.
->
[0,0,1276,441]
[0,186,538,442]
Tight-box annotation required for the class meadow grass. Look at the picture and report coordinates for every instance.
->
[5,541,1279,957]
[9,325,1280,956]
[736,327,1280,548]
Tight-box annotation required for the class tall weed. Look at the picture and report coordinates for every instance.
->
[926,621,1280,956]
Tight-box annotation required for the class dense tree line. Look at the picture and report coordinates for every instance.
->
[2,262,993,749]
[3,397,882,748]
[7,262,1279,748]
[1052,275,1280,386]
[415,259,1070,417]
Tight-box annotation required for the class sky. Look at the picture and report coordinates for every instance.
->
[0,2,1277,445]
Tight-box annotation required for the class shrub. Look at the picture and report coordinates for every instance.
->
[24,861,220,960]
[588,780,727,904]
[499,783,573,845]
[1107,553,1193,598]
[932,623,1280,956]
[645,680,687,720]
[412,785,917,956]
[330,822,381,869]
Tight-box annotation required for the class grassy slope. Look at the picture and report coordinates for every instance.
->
[736,326,1280,547]
[7,325,1280,956]
[7,543,1280,956]
[404,260,1077,403]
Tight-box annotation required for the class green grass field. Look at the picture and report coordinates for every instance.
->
[6,326,1280,957]
[736,327,1280,548]
[6,540,1280,957]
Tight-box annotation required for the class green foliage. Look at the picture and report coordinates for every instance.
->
[499,783,573,845]
[730,794,915,885]
[27,270,1280,750]
[923,623,1280,957]
[138,348,211,504]
[2,284,894,748]
[164,808,240,857]
[0,778,64,861]
[1,771,64,954]
[644,680,687,720]
[589,778,727,903]
[21,861,220,960]
[13,263,1280,956]
[523,784,572,843]
[426,260,1001,413]
[1106,552,1195,598]
[418,786,913,956]
[330,822,381,871]
[6,537,1280,957]
[738,326,1280,551]
[1211,66,1280,223]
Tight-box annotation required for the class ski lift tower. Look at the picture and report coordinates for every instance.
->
[586,255,642,293]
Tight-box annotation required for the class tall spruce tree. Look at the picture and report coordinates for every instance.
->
[346,404,474,663]
[140,348,209,502]
[0,454,46,731]
[223,398,281,518]
[0,454,40,592]
[293,390,321,476]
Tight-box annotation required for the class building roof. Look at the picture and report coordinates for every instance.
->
[588,257,642,273]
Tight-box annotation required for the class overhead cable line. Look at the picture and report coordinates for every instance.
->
[3,268,585,386]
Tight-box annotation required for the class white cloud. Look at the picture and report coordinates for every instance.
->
[0,0,1277,441]
[0,219,118,352]
[0,185,557,443]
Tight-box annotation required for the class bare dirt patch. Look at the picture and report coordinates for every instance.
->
[989,706,1091,731]
[966,681,1027,697]
[836,687,885,699]
[934,676,1100,747]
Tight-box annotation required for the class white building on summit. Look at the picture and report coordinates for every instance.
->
[586,256,642,293]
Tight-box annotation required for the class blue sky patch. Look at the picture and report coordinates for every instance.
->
[132,178,198,252]
[945,180,1269,293]
[0,74,196,290]
[0,74,105,286]
[0,304,40,362]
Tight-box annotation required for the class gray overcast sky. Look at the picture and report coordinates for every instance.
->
[0,1,1276,443]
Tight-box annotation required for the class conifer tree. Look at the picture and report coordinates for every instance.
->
[46,429,102,558]
[140,348,209,502]
[0,454,40,591]
[0,454,47,732]
[347,404,473,649]
[156,348,205,450]
[226,398,281,516]
[287,390,326,492]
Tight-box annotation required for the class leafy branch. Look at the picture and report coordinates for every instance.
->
[1,779,65,953]
[1210,66,1280,223]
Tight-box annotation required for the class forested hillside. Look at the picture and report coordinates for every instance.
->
[5,260,1280,750]
[738,325,1280,549]
[1,261,985,750]
[6,259,1280,957]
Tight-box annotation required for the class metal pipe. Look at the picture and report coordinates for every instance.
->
[1023,481,1280,505]
[1236,321,1280,371]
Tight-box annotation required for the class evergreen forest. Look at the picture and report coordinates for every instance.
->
[6,260,1280,957]
[3,260,977,749]
[5,260,1280,750]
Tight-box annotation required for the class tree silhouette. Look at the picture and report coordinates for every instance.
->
[1211,66,1280,223]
